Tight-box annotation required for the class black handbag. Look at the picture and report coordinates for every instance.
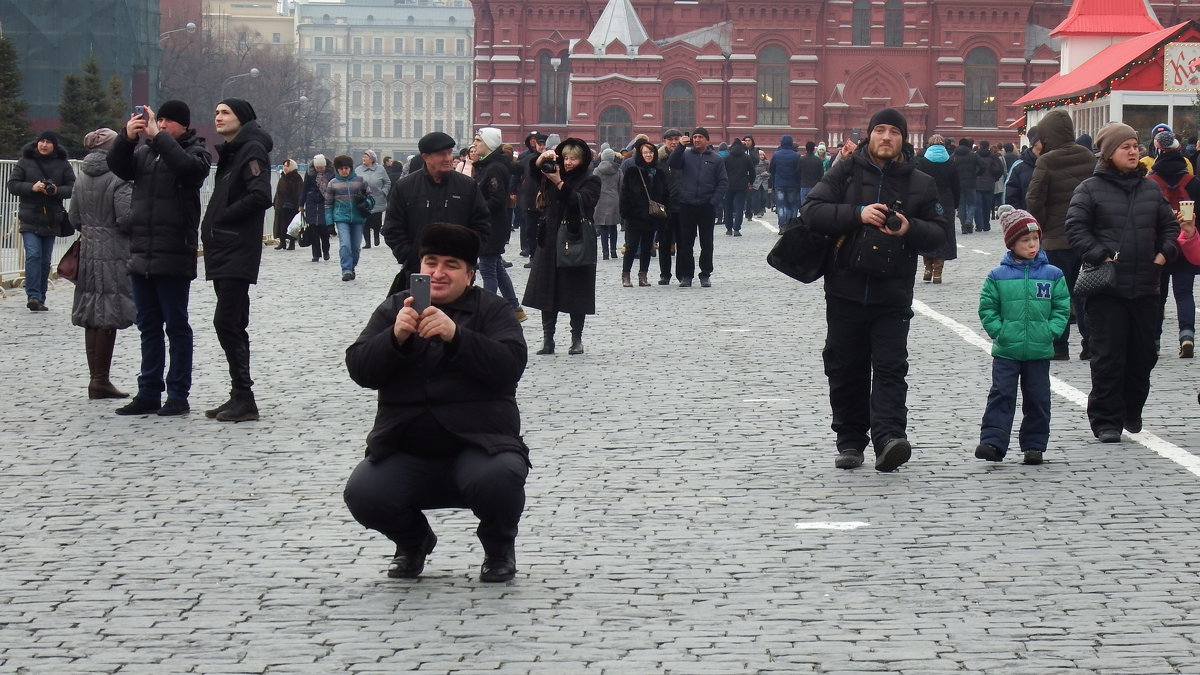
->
[555,194,597,268]
[1074,256,1118,298]
[766,214,832,283]
[846,225,907,278]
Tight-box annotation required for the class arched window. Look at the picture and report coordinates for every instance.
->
[539,52,570,124]
[598,106,631,149]
[884,0,903,47]
[852,0,870,46]
[964,47,998,128]
[756,45,789,126]
[662,80,694,131]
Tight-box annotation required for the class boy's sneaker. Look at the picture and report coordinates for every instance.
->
[1022,450,1044,465]
[974,443,1004,462]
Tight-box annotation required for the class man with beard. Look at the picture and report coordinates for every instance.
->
[799,108,946,472]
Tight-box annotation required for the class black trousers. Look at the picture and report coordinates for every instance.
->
[676,203,715,281]
[822,297,912,451]
[212,278,253,391]
[344,448,528,553]
[622,226,655,275]
[657,212,678,281]
[363,212,382,245]
[310,224,331,260]
[1085,294,1161,434]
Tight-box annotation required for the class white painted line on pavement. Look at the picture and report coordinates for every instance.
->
[795,521,870,530]
[971,248,989,255]
[762,221,779,234]
[720,328,753,332]
[913,299,1200,478]
[743,398,790,403]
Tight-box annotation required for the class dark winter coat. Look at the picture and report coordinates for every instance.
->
[975,149,1004,192]
[1027,110,1095,251]
[301,167,332,226]
[474,148,513,257]
[1004,146,1038,211]
[107,128,211,279]
[516,148,542,211]
[915,144,959,260]
[591,156,622,227]
[800,146,946,307]
[346,285,529,464]
[273,170,303,211]
[382,168,491,273]
[620,139,670,232]
[799,151,825,189]
[769,137,802,190]
[68,150,135,330]
[1065,163,1180,300]
[723,143,757,193]
[201,121,273,283]
[8,141,75,236]
[667,142,728,209]
[522,140,601,315]
[951,144,979,192]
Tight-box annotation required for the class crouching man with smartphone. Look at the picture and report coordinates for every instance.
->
[343,223,530,582]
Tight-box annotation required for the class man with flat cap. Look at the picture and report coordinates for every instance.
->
[383,131,491,294]
[344,222,529,583]
[201,97,274,422]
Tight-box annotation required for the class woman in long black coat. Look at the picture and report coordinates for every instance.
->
[272,159,303,250]
[915,134,959,283]
[522,138,601,355]
[619,138,670,286]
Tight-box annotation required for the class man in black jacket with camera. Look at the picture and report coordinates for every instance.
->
[108,100,211,417]
[800,108,946,472]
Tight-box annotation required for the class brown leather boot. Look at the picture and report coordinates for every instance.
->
[922,257,933,283]
[88,328,129,399]
[931,259,944,284]
[621,272,632,287]
[637,272,650,287]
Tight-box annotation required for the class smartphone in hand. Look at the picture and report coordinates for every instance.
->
[409,274,431,314]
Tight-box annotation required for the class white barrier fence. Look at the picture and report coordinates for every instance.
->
[1,159,279,291]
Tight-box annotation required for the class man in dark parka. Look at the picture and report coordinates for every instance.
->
[343,222,528,583]
[201,98,274,422]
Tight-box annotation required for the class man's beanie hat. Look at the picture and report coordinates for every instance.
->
[477,127,502,152]
[217,97,256,124]
[1026,125,1039,146]
[333,154,353,170]
[1094,122,1138,160]
[419,222,481,267]
[868,107,908,140]
[1155,130,1180,151]
[1001,209,1041,249]
[157,99,191,127]
[663,128,683,139]
[418,131,456,154]
[691,127,710,140]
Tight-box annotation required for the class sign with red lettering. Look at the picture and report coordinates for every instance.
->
[1164,42,1200,91]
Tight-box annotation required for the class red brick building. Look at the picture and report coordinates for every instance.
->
[470,0,1190,149]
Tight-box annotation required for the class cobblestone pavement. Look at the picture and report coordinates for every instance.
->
[2,217,1199,674]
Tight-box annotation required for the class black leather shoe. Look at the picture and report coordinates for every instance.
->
[388,532,437,579]
[875,438,912,472]
[480,545,516,582]
[834,449,864,469]
[974,443,1004,462]
[1124,418,1142,434]
[657,277,671,285]
[1096,428,1122,443]
[157,398,190,416]
[568,338,584,355]
[1022,450,1044,465]
[115,396,161,416]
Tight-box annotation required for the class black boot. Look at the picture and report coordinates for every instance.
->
[286,238,295,250]
[536,311,556,355]
[215,388,259,422]
[205,390,237,419]
[87,328,129,399]
[388,531,437,579]
[480,541,517,582]
[568,314,584,355]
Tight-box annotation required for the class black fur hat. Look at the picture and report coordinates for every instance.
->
[419,222,480,267]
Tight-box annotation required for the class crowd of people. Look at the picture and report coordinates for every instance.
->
[8,100,1200,583]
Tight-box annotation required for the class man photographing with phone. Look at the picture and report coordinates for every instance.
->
[343,222,530,583]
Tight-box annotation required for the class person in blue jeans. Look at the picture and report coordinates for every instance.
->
[325,154,374,282]
[769,135,801,232]
[7,130,76,311]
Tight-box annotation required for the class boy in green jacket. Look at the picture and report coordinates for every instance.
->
[976,209,1071,464]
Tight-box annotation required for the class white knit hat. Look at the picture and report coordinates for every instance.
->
[477,127,502,152]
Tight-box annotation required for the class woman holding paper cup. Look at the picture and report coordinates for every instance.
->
[1147,130,1200,359]
[1065,122,1181,443]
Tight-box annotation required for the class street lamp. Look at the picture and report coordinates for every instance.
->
[159,22,197,42]
[278,95,309,110]
[221,68,260,98]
